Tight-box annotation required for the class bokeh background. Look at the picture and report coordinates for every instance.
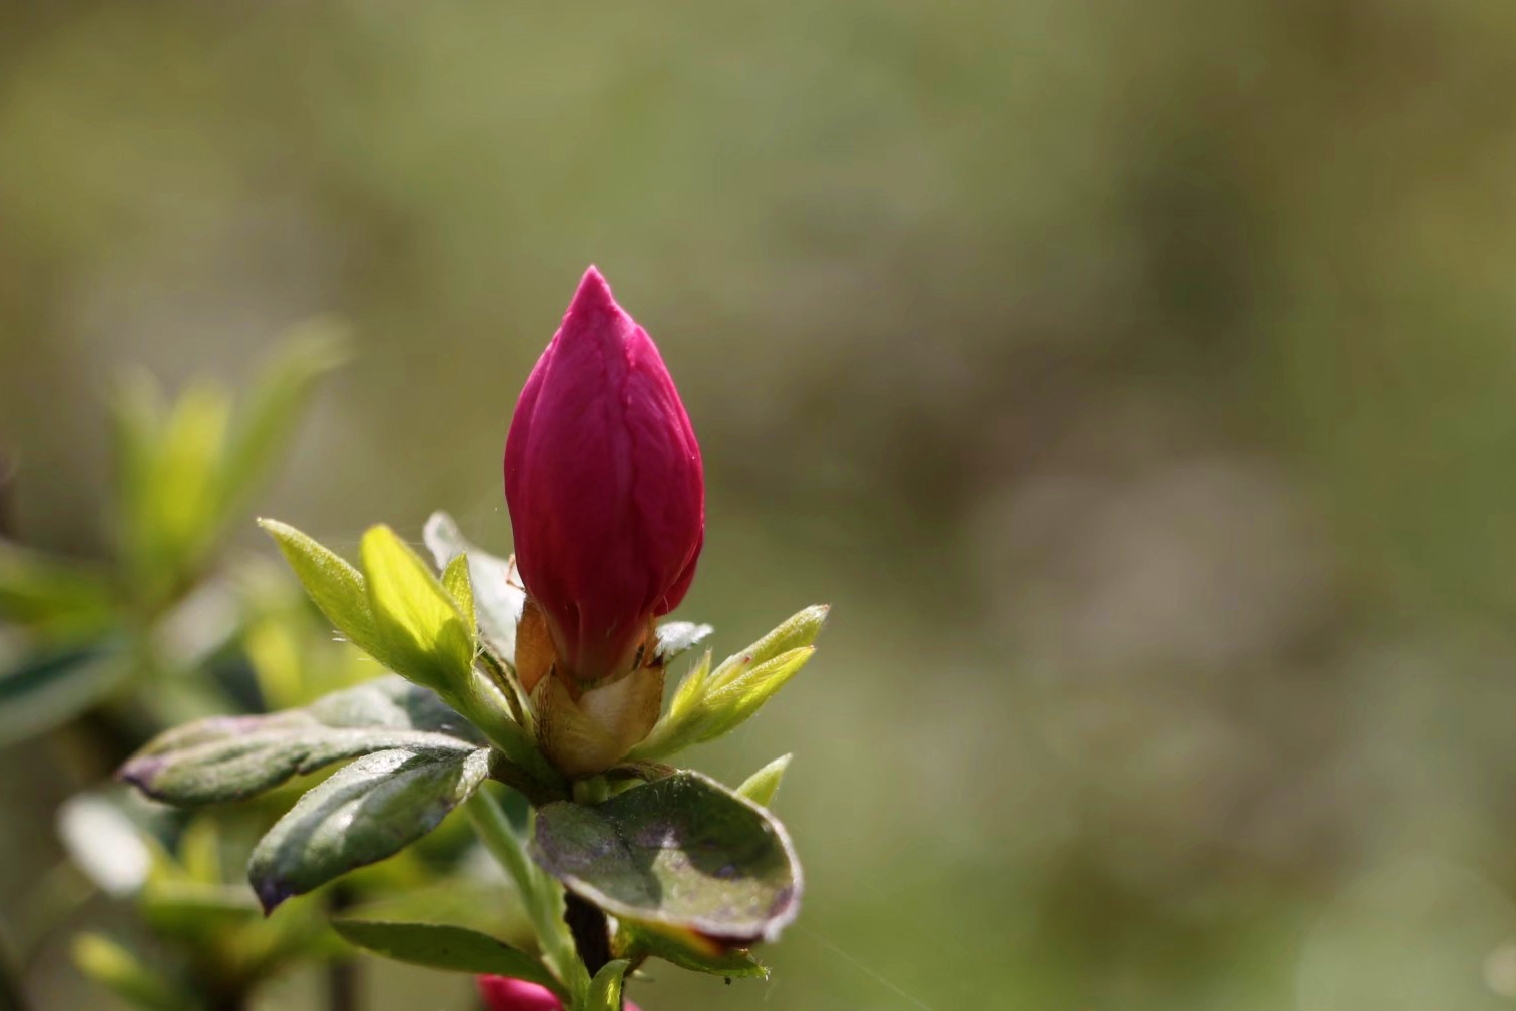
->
[6,1,1516,1008]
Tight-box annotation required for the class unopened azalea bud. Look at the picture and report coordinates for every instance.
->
[505,267,704,776]
[476,975,642,1011]
[505,267,703,685]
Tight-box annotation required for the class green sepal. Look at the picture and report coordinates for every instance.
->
[331,919,564,995]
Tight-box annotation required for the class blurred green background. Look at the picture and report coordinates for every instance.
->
[7,0,1516,1008]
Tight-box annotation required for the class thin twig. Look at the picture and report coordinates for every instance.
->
[327,888,359,1011]
[466,792,589,1000]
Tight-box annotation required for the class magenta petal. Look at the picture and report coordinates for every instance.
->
[475,976,643,1011]
[476,976,564,1011]
[504,267,705,683]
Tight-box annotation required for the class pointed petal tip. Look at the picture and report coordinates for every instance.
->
[569,265,618,317]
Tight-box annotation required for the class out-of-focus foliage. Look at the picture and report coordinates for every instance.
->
[0,326,349,746]
[6,0,1516,1008]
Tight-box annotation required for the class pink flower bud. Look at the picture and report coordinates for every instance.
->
[476,976,642,1011]
[504,267,704,686]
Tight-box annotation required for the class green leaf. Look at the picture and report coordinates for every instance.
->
[709,605,829,689]
[216,320,349,518]
[585,959,630,1011]
[694,646,814,740]
[614,921,768,979]
[441,554,476,634]
[250,745,492,911]
[423,512,524,667]
[0,637,129,746]
[139,881,261,937]
[342,878,526,943]
[110,370,166,540]
[532,771,802,944]
[629,606,827,761]
[735,754,792,808]
[72,933,196,1011]
[121,380,234,597]
[361,525,475,691]
[331,920,562,994]
[654,621,713,663]
[0,541,115,635]
[663,650,712,726]
[119,676,483,806]
[259,519,384,659]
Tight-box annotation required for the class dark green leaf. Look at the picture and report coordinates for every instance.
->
[532,771,802,944]
[119,676,482,805]
[332,919,562,994]
[423,512,524,667]
[249,745,492,911]
[0,638,129,746]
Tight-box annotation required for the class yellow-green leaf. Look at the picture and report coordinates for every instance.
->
[360,525,475,692]
[735,753,792,808]
[259,519,383,660]
[442,554,476,634]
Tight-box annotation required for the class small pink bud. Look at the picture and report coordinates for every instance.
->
[504,267,704,686]
[476,976,643,1011]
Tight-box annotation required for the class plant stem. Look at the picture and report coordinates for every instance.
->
[327,888,359,1011]
[465,792,589,1000]
[562,893,611,978]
